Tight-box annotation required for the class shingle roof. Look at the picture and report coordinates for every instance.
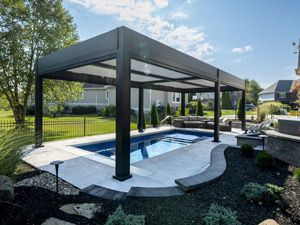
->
[259,80,294,94]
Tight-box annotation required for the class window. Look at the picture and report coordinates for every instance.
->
[278,92,286,98]
[172,92,181,103]
[106,90,109,100]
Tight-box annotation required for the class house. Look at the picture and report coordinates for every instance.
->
[67,83,188,112]
[258,80,297,106]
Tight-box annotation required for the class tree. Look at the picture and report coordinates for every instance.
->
[0,0,80,125]
[245,79,263,105]
[196,99,204,116]
[166,103,172,115]
[222,92,232,109]
[150,104,159,127]
[237,97,243,120]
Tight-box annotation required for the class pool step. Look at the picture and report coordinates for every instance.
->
[161,136,203,144]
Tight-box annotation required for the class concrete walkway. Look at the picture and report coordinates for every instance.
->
[23,126,241,193]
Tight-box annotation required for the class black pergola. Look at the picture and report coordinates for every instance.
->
[35,26,246,181]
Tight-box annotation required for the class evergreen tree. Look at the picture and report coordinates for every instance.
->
[196,99,204,116]
[150,104,159,127]
[222,92,232,109]
[237,97,243,120]
[166,103,172,115]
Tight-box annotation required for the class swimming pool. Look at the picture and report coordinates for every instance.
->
[77,130,213,163]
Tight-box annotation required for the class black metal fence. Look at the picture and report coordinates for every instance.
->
[0,117,121,142]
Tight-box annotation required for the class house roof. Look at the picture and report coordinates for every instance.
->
[259,80,294,94]
[37,26,245,93]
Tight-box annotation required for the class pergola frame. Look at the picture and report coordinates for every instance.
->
[35,26,246,181]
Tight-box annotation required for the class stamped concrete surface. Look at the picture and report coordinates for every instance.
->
[23,127,241,195]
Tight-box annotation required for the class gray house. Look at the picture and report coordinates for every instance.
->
[258,80,297,105]
[67,83,189,112]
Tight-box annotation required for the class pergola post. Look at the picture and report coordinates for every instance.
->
[113,29,132,181]
[34,60,43,148]
[241,90,246,130]
[213,70,220,142]
[34,71,43,148]
[181,92,185,116]
[138,87,144,132]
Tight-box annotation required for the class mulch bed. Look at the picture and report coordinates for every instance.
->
[1,147,299,225]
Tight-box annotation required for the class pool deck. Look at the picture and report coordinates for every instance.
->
[23,126,242,197]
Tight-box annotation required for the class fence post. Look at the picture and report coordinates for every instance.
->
[83,117,86,136]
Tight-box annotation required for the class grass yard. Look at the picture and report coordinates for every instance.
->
[0,110,138,141]
[204,109,257,117]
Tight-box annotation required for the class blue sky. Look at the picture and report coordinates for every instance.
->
[63,0,300,88]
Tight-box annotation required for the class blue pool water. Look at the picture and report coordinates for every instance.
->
[77,130,212,163]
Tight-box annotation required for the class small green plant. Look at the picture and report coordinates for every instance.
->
[293,168,300,181]
[150,104,159,127]
[240,182,273,202]
[240,144,254,157]
[203,203,241,225]
[237,97,243,121]
[105,206,145,225]
[166,103,172,115]
[255,151,273,168]
[241,182,283,203]
[265,183,284,194]
[102,105,116,117]
[196,99,204,116]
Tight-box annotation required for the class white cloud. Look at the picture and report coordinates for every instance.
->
[232,45,253,53]
[233,58,242,63]
[68,0,215,60]
[153,0,169,8]
[170,11,188,19]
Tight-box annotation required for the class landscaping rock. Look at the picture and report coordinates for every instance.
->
[41,217,75,225]
[59,203,101,219]
[15,172,79,195]
[0,175,14,201]
[258,219,279,225]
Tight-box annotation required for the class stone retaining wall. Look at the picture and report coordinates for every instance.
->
[265,130,300,167]
[236,134,263,148]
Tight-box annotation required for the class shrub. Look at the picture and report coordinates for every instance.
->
[196,99,204,116]
[175,106,189,117]
[255,150,273,168]
[240,182,274,202]
[237,97,243,121]
[102,105,116,117]
[166,103,172,115]
[203,203,241,225]
[105,206,145,225]
[0,129,33,180]
[72,105,97,115]
[265,183,284,195]
[240,144,254,157]
[26,105,35,115]
[150,104,159,127]
[241,182,283,203]
[293,168,300,181]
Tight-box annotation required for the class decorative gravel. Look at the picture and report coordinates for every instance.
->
[15,171,79,195]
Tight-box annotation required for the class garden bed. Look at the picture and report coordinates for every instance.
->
[1,148,299,225]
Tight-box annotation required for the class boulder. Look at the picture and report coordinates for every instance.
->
[259,219,279,225]
[0,175,14,201]
[41,217,75,225]
[59,203,101,219]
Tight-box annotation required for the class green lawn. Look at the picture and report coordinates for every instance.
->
[204,109,257,117]
[0,110,138,141]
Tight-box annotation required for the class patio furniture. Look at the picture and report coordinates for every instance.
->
[206,118,232,132]
[245,120,274,134]
[173,116,208,128]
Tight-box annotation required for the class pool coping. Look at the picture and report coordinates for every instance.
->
[80,144,230,199]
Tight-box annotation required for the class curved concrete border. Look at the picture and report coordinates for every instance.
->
[81,144,229,199]
[175,144,228,192]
